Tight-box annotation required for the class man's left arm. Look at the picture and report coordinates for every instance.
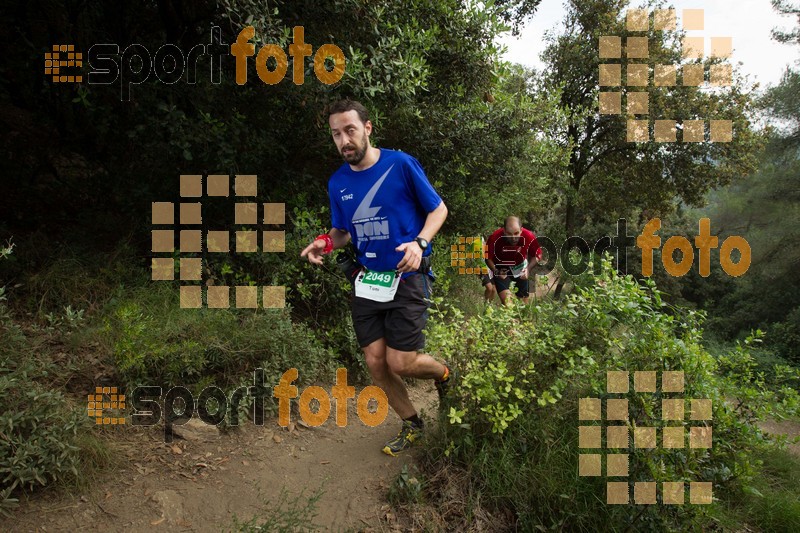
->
[523,234,542,279]
[418,201,448,243]
[396,201,448,272]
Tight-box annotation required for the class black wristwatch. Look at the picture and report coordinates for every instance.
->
[415,237,429,250]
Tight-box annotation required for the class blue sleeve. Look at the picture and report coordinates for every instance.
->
[404,156,442,213]
[328,181,347,231]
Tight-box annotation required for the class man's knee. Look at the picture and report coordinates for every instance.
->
[386,349,415,376]
[362,340,388,376]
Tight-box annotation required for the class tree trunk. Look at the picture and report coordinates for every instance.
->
[565,195,576,237]
[557,173,581,299]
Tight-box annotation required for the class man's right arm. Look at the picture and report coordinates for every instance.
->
[485,233,500,277]
[300,228,351,265]
[329,228,351,249]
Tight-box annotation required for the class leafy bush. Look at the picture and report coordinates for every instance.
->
[0,354,88,515]
[712,448,800,531]
[197,204,365,379]
[1,246,105,515]
[5,241,146,317]
[768,307,800,364]
[422,258,800,530]
[102,284,337,393]
[388,464,424,505]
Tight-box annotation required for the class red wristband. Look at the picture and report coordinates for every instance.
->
[316,234,334,254]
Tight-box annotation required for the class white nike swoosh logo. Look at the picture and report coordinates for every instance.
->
[352,165,393,220]
[340,188,347,193]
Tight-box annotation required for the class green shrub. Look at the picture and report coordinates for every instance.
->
[203,204,365,378]
[9,241,145,317]
[769,307,800,364]
[102,284,337,394]
[0,358,88,515]
[0,275,105,516]
[388,464,424,505]
[422,258,800,530]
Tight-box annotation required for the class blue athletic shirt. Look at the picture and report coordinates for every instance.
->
[328,148,442,274]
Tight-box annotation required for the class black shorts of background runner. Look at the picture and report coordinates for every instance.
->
[492,270,529,298]
[351,273,432,352]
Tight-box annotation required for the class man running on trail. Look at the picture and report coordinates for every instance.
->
[300,99,452,456]
[486,216,542,305]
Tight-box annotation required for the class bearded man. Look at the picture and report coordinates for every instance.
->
[301,99,452,456]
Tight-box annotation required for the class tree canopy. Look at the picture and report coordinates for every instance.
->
[538,0,762,234]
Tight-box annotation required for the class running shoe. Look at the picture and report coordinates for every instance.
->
[382,419,424,456]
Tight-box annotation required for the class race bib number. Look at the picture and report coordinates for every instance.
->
[355,270,400,302]
[511,259,528,278]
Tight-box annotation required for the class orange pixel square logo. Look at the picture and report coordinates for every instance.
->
[578,370,713,505]
[599,8,733,143]
[450,236,489,275]
[45,44,83,83]
[151,174,286,309]
[88,386,125,425]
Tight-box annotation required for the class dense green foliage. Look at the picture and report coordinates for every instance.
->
[0,0,798,529]
[102,283,337,393]
[421,260,800,530]
[0,246,109,515]
[1,0,550,245]
[672,18,800,364]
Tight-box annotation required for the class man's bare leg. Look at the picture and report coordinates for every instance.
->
[498,289,512,305]
[385,347,446,381]
[484,283,496,303]
[362,339,417,419]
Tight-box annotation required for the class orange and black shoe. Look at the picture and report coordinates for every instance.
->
[382,419,424,456]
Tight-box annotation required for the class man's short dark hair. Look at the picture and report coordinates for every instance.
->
[327,99,369,124]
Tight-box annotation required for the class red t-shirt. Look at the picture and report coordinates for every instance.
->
[487,227,542,267]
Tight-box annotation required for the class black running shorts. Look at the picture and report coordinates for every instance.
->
[351,273,432,352]
[492,271,529,298]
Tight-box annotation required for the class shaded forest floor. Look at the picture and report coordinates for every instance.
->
[3,384,438,532]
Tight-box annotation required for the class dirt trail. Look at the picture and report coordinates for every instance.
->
[4,383,438,532]
[758,419,800,458]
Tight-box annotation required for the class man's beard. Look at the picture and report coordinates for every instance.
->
[341,132,368,164]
